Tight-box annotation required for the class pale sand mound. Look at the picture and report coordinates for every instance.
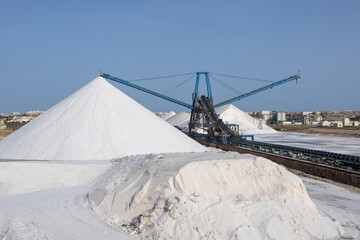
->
[166,104,276,134]
[166,112,191,129]
[0,77,206,160]
[161,111,176,121]
[89,152,342,239]
[216,104,276,134]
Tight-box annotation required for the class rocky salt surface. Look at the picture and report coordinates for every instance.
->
[0,152,359,239]
[89,151,345,240]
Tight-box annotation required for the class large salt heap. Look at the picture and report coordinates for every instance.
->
[0,77,206,160]
[166,112,191,130]
[166,104,276,134]
[216,104,276,134]
[161,111,176,121]
[90,152,343,240]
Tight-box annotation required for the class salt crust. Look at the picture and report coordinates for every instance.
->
[89,152,342,240]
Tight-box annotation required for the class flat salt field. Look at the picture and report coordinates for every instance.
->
[255,132,360,156]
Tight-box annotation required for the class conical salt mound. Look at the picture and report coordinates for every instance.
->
[0,77,206,160]
[161,111,176,121]
[216,104,277,135]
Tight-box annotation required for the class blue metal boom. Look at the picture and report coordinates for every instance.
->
[213,74,301,108]
[101,73,194,109]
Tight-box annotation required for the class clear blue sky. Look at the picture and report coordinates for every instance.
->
[1,0,359,114]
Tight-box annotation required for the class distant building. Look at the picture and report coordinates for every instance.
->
[259,111,272,122]
[321,121,331,127]
[332,121,343,128]
[8,116,34,123]
[273,111,286,123]
[321,120,343,128]
[343,117,359,127]
[300,111,322,125]
[25,111,44,116]
[0,119,6,130]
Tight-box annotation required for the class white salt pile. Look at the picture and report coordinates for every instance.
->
[161,111,176,121]
[216,104,276,134]
[0,77,206,160]
[166,104,276,134]
[166,112,191,129]
[89,152,343,240]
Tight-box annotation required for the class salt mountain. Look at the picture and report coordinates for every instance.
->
[0,77,206,160]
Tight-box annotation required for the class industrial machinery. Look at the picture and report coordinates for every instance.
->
[101,71,360,171]
[101,72,300,139]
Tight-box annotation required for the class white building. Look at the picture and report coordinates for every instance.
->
[25,111,44,116]
[274,111,286,123]
[259,111,272,121]
[0,119,6,130]
[332,121,343,128]
[321,121,331,127]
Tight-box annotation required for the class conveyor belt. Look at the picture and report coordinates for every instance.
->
[199,96,238,136]
[194,133,360,171]
[195,96,360,171]
[228,137,360,171]
[195,138,360,188]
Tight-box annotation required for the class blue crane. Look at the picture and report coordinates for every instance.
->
[100,73,193,109]
[101,71,301,139]
[101,72,300,110]
[214,74,301,108]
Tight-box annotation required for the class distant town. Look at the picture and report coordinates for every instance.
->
[0,111,43,125]
[2,110,360,131]
[250,110,360,128]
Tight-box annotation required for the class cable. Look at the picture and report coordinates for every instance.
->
[129,72,196,82]
[162,74,196,94]
[210,74,242,95]
[211,72,274,83]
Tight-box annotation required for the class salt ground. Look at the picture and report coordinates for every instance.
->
[255,132,360,156]
[0,152,359,239]
[89,152,344,240]
[299,176,360,239]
